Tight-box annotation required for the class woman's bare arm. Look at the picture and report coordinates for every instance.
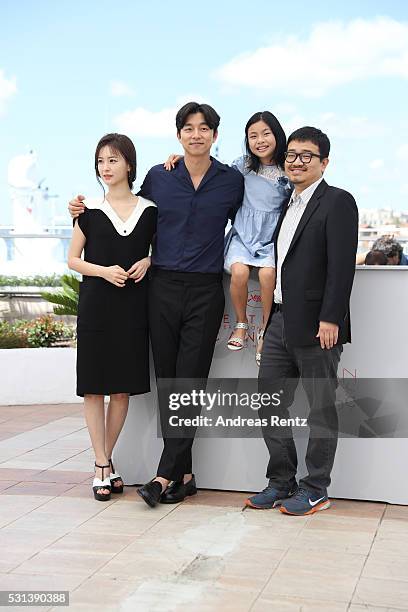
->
[67,222,129,287]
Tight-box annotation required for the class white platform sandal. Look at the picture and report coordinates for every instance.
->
[93,462,111,501]
[255,328,264,366]
[109,458,124,494]
[227,322,249,351]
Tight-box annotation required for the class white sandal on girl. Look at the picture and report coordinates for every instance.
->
[227,322,249,351]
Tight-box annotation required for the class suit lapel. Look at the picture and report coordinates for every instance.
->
[284,179,328,259]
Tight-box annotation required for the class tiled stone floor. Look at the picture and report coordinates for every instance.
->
[0,404,407,612]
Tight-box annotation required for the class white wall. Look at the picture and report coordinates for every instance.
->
[2,269,407,502]
[116,268,408,503]
[0,347,80,405]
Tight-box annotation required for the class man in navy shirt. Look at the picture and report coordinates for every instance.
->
[138,103,243,506]
[69,102,244,507]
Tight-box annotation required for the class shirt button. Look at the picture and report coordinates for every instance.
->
[123,230,127,234]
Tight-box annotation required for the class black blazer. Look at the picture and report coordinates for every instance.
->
[269,179,358,347]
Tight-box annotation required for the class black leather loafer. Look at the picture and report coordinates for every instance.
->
[160,475,197,504]
[137,480,163,507]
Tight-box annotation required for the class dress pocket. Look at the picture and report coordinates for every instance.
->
[77,282,108,330]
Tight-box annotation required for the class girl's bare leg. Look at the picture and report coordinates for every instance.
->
[105,393,129,489]
[258,267,276,351]
[84,394,110,494]
[229,263,250,346]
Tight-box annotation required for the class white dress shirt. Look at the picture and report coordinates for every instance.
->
[274,177,324,304]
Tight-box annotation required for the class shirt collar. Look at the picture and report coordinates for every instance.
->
[174,156,228,190]
[176,156,227,176]
[289,177,324,207]
[210,156,228,172]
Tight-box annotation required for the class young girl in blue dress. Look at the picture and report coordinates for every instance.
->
[224,112,291,364]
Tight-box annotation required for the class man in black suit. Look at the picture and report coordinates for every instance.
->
[245,126,358,515]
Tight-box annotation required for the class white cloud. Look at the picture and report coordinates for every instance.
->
[113,95,208,138]
[114,105,177,137]
[284,113,308,136]
[358,185,372,196]
[109,80,135,97]
[396,143,408,160]
[214,17,408,97]
[271,102,298,116]
[319,113,381,138]
[284,112,380,140]
[0,69,17,114]
[369,159,384,169]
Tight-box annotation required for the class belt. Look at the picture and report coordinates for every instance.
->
[152,268,222,284]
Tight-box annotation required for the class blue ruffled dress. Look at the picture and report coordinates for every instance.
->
[224,156,291,273]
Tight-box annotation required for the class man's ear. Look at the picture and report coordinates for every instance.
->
[321,157,329,173]
[213,130,218,144]
[176,130,181,143]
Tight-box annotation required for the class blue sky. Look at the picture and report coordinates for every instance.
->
[1,0,408,226]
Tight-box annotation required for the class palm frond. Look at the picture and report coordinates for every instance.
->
[41,273,80,316]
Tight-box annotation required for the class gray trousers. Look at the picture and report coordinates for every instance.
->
[259,311,342,494]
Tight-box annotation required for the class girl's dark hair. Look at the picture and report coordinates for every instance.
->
[95,133,137,191]
[244,111,286,173]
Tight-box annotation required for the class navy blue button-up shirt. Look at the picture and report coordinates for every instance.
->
[139,157,244,273]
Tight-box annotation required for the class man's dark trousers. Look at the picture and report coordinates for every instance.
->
[259,310,342,494]
[149,268,224,481]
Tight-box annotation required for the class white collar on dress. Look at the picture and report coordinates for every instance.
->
[84,195,156,237]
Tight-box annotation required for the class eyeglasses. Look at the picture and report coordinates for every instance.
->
[284,152,322,164]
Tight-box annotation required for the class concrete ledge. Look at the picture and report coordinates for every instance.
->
[0,347,81,405]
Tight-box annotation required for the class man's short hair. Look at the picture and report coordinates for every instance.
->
[365,250,388,265]
[287,126,330,159]
[372,235,403,262]
[176,102,220,135]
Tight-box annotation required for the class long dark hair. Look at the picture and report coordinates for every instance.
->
[244,111,286,173]
[94,133,137,192]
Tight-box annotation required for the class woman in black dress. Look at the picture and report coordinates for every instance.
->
[68,133,157,501]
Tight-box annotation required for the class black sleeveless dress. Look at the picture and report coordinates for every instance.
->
[76,197,157,397]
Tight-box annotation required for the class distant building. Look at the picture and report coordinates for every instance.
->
[359,208,408,227]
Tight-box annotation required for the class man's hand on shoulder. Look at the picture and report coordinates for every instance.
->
[316,321,339,349]
[68,194,86,219]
